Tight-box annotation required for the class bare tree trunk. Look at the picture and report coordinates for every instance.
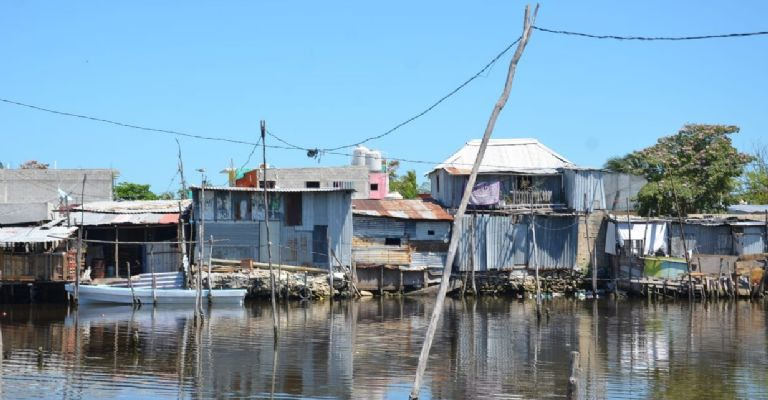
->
[409,5,539,398]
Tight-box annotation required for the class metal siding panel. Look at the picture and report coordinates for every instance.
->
[353,216,406,237]
[327,192,353,267]
[456,214,489,272]
[532,215,578,270]
[313,193,329,226]
[203,222,259,260]
[736,226,765,255]
[413,221,451,241]
[564,170,607,212]
[144,242,178,273]
[301,193,315,231]
[411,251,447,268]
[670,224,732,256]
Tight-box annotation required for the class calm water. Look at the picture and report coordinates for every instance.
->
[0,297,766,399]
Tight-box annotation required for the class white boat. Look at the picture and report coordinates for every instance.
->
[64,272,247,306]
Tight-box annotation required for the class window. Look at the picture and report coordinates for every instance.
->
[285,193,302,226]
[436,176,440,192]
[258,180,275,189]
[427,230,435,236]
[370,183,379,191]
[384,238,401,246]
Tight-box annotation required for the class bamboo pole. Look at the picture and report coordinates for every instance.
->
[409,6,538,398]
[567,351,580,400]
[127,261,137,306]
[74,174,87,305]
[262,120,279,340]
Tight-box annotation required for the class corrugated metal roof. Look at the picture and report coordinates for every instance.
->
[431,138,575,175]
[0,226,77,244]
[352,199,452,221]
[727,204,768,214]
[71,212,180,226]
[190,186,354,193]
[76,200,192,214]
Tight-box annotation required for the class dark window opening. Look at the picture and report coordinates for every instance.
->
[305,181,320,188]
[436,176,440,192]
[258,180,276,189]
[285,193,302,226]
[384,238,401,246]
[427,230,435,236]
[370,183,379,191]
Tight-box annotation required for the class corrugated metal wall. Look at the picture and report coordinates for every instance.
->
[603,172,647,211]
[563,169,607,212]
[734,226,766,255]
[353,216,406,237]
[203,222,260,261]
[195,190,353,269]
[455,214,578,271]
[326,191,353,267]
[669,224,732,257]
[143,242,179,273]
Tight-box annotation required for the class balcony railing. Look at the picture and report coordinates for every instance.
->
[506,190,554,205]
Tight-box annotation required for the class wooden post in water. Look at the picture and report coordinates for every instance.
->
[670,181,694,301]
[584,193,596,294]
[114,227,120,278]
[127,261,137,306]
[409,5,538,398]
[531,193,541,320]
[150,246,157,306]
[567,350,580,400]
[261,120,279,340]
[207,235,214,304]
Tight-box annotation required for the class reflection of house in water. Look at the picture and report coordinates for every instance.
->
[190,186,353,270]
[351,198,452,292]
[69,200,192,278]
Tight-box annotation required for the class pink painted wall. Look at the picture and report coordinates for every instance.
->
[368,172,388,199]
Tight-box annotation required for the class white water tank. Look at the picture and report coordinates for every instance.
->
[367,150,382,172]
[352,146,369,167]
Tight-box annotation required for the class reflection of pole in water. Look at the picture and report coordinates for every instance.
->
[270,339,280,399]
[177,316,190,400]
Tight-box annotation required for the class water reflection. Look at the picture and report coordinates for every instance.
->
[0,298,766,399]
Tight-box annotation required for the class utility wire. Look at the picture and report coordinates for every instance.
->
[0,98,257,146]
[533,26,768,41]
[322,37,523,152]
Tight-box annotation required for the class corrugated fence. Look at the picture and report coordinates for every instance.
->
[455,214,578,271]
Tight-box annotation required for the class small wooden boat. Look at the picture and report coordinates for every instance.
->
[65,272,247,306]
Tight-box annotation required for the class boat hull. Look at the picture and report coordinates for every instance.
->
[65,284,246,305]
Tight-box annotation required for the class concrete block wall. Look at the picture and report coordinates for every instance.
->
[576,211,609,272]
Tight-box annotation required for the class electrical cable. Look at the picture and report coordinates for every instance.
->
[533,26,768,41]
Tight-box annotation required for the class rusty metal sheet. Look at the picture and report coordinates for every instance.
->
[352,199,452,221]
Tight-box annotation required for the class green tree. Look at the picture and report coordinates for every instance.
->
[114,182,159,201]
[739,144,768,204]
[390,170,419,199]
[604,124,752,216]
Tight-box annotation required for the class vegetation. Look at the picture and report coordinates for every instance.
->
[387,160,419,199]
[738,144,768,204]
[114,182,173,201]
[604,124,752,216]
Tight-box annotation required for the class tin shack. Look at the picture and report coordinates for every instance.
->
[351,198,452,292]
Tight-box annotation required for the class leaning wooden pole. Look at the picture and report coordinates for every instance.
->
[262,120,279,341]
[409,5,538,398]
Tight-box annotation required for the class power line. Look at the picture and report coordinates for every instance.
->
[0,98,257,146]
[533,26,768,41]
[322,37,523,152]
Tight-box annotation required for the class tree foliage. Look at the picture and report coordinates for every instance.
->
[604,124,751,216]
[390,170,419,199]
[738,144,768,204]
[114,182,160,201]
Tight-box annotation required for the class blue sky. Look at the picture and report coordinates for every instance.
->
[1,1,766,193]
